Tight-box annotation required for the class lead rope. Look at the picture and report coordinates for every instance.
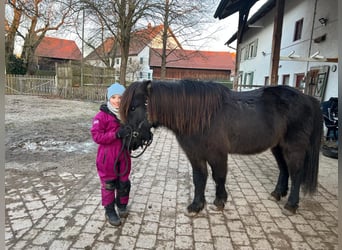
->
[113,125,153,176]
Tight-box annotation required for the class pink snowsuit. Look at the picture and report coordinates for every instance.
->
[91,104,131,206]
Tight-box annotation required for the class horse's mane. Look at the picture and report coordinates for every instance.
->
[148,80,227,135]
[120,81,142,124]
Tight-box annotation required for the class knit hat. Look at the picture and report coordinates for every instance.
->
[107,83,125,100]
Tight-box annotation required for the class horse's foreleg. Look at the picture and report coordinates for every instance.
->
[187,159,208,216]
[208,154,228,210]
[271,146,289,201]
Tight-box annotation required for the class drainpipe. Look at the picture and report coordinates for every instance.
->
[306,0,318,77]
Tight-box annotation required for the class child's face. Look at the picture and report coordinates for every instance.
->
[109,94,121,109]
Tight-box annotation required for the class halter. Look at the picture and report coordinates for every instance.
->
[124,122,153,158]
[113,120,153,176]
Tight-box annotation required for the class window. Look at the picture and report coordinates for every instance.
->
[293,18,303,41]
[241,40,258,61]
[238,71,243,85]
[148,73,151,79]
[264,76,269,86]
[240,47,246,62]
[282,74,290,85]
[129,57,132,64]
[140,57,143,64]
[294,73,305,89]
[116,58,120,65]
[248,40,258,58]
[244,72,254,87]
[139,72,143,79]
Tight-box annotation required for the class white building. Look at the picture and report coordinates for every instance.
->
[85,24,181,82]
[222,0,338,102]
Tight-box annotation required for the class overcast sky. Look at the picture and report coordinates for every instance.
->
[189,0,267,52]
[13,0,267,55]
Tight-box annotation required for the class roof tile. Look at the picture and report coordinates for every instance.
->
[150,49,235,70]
[35,37,82,60]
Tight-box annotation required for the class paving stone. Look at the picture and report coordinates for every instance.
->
[5,129,338,249]
[121,222,141,237]
[71,232,96,248]
[32,230,59,245]
[230,231,250,246]
[157,227,175,240]
[193,228,212,242]
[136,234,157,248]
[11,217,33,232]
[175,235,193,249]
[49,239,73,250]
[45,218,68,231]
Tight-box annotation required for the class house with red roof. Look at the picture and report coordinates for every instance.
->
[150,49,235,81]
[86,24,235,82]
[35,36,82,71]
[85,24,182,81]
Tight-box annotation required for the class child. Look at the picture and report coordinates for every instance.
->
[91,83,131,226]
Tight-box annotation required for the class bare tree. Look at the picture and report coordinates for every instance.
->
[6,0,75,74]
[149,0,217,79]
[5,0,22,61]
[80,0,156,85]
[73,9,118,68]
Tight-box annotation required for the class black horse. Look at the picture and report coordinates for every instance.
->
[119,80,323,215]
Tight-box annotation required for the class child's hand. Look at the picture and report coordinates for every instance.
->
[117,127,130,138]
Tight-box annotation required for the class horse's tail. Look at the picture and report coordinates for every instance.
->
[302,99,323,194]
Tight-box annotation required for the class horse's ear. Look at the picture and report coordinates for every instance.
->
[143,80,152,96]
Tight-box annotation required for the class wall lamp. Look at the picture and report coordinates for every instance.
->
[318,17,328,26]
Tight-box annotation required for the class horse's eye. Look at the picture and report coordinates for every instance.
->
[131,106,136,111]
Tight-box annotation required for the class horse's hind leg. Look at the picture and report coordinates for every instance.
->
[270,145,289,201]
[187,157,208,215]
[283,150,306,215]
[279,143,306,215]
[208,154,228,210]
[283,169,303,215]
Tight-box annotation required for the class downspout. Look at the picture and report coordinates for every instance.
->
[306,0,318,77]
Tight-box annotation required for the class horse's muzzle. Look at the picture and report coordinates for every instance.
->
[122,123,153,151]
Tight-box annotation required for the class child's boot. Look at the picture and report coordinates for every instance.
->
[105,201,121,226]
[117,203,129,218]
[116,180,131,218]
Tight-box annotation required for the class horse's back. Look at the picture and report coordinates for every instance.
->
[218,85,321,154]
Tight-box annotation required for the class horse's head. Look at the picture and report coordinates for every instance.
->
[119,80,153,151]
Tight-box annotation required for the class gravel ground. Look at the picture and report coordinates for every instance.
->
[5,95,101,174]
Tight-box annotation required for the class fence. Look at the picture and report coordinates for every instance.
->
[5,74,108,101]
[56,61,116,87]
[6,74,57,95]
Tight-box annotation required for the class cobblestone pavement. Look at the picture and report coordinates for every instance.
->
[5,129,338,249]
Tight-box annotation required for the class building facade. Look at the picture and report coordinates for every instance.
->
[226,0,338,102]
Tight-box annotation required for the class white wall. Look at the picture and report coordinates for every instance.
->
[137,46,153,81]
[237,0,338,101]
[239,8,275,85]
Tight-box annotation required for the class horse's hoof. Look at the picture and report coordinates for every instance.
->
[282,203,297,216]
[212,199,225,211]
[185,202,206,217]
[184,209,199,217]
[208,204,224,212]
[270,191,281,201]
